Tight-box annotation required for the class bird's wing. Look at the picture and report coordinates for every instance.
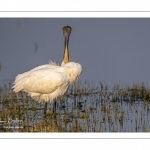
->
[13,68,68,94]
[13,63,59,85]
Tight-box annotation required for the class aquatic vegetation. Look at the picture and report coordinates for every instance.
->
[0,80,150,132]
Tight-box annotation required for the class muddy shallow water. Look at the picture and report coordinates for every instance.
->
[0,81,150,132]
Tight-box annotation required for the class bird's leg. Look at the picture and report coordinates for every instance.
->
[44,102,47,117]
[53,101,57,113]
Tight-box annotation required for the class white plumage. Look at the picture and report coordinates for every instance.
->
[13,61,82,102]
[12,26,82,103]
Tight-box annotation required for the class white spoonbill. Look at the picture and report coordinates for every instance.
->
[12,26,82,113]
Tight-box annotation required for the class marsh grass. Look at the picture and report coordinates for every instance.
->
[0,80,150,132]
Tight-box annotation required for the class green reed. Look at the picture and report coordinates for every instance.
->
[0,80,150,132]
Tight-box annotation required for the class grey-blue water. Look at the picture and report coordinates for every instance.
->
[0,81,149,132]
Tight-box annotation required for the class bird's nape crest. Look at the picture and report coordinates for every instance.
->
[49,60,59,66]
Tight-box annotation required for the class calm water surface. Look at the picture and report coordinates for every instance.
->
[0,81,150,132]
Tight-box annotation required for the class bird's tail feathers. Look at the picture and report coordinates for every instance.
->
[12,74,27,92]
